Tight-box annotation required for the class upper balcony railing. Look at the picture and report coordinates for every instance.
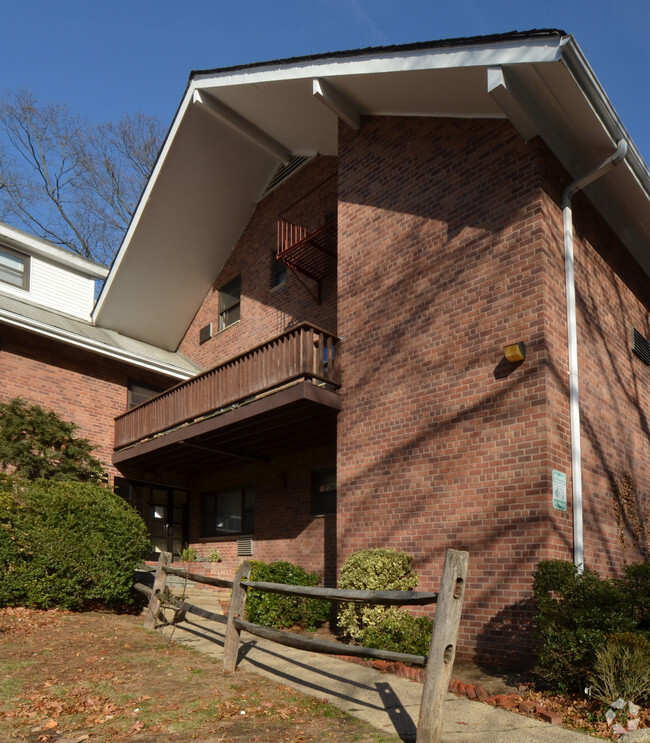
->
[114,322,341,451]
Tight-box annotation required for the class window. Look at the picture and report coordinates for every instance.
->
[218,276,241,331]
[202,486,254,537]
[0,246,29,290]
[271,251,287,288]
[127,380,165,409]
[312,467,336,516]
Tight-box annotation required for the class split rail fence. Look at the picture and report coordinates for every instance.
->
[135,549,468,743]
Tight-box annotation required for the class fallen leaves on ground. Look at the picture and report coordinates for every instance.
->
[0,607,391,742]
[514,687,650,740]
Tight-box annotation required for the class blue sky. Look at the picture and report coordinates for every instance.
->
[2,1,649,162]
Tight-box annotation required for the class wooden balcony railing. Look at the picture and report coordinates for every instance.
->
[114,322,341,450]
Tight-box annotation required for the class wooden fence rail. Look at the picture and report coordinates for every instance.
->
[136,549,468,743]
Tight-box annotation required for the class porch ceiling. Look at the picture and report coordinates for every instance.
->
[112,381,339,476]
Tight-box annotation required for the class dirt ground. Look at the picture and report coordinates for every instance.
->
[0,608,398,743]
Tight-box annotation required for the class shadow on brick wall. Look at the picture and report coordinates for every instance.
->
[474,595,535,674]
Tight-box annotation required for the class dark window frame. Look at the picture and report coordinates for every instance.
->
[114,477,189,558]
[0,244,30,291]
[218,275,241,331]
[312,467,336,516]
[271,251,287,288]
[127,379,165,410]
[201,485,255,538]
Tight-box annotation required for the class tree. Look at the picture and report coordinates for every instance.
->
[0,90,164,265]
[0,397,105,482]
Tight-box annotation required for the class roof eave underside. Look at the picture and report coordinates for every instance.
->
[94,33,650,349]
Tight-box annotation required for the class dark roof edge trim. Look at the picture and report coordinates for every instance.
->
[190,29,567,81]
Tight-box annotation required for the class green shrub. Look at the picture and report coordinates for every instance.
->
[337,548,419,641]
[245,560,330,631]
[590,632,650,704]
[617,562,650,632]
[0,476,150,610]
[203,549,222,562]
[180,547,197,562]
[359,607,433,657]
[533,560,637,692]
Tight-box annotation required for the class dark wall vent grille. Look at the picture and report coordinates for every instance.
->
[199,322,213,345]
[632,327,650,365]
[260,155,311,199]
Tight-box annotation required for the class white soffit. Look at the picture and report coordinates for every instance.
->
[95,32,650,349]
[488,50,650,273]
[95,95,279,349]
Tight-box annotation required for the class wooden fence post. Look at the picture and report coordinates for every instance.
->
[143,551,172,631]
[417,549,469,743]
[223,560,252,672]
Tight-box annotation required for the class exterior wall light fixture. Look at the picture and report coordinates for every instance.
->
[504,342,526,363]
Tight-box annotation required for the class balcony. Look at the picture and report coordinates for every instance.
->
[276,175,337,302]
[114,322,341,458]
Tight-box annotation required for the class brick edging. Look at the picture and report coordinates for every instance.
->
[333,655,562,725]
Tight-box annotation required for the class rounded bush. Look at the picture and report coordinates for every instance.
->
[0,476,150,610]
[337,548,420,641]
[359,607,433,657]
[245,560,330,631]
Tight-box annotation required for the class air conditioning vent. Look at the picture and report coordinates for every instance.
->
[632,327,650,365]
[199,322,213,345]
[237,537,253,557]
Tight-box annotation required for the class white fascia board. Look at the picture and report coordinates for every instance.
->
[0,223,109,278]
[0,310,195,381]
[559,37,650,196]
[93,84,198,322]
[193,38,565,89]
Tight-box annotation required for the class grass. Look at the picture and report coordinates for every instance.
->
[0,607,398,742]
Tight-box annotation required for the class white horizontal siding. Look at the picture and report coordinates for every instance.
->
[0,255,97,320]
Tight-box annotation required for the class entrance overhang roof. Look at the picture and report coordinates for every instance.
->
[94,30,650,351]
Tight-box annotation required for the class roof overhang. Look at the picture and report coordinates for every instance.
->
[0,300,197,381]
[94,31,650,350]
[113,380,340,475]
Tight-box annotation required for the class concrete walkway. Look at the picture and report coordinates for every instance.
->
[157,588,594,743]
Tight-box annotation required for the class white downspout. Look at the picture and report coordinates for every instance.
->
[562,139,627,568]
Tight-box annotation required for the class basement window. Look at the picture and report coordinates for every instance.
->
[201,486,255,537]
[218,276,241,331]
[0,245,29,290]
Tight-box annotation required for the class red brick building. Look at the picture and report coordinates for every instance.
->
[4,31,650,662]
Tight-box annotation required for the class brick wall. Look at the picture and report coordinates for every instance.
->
[336,116,568,664]
[336,114,650,663]
[569,190,650,572]
[186,445,337,583]
[178,156,338,369]
[0,324,177,481]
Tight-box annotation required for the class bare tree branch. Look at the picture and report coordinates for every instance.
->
[0,90,164,264]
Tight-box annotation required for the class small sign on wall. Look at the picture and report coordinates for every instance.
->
[552,470,567,511]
